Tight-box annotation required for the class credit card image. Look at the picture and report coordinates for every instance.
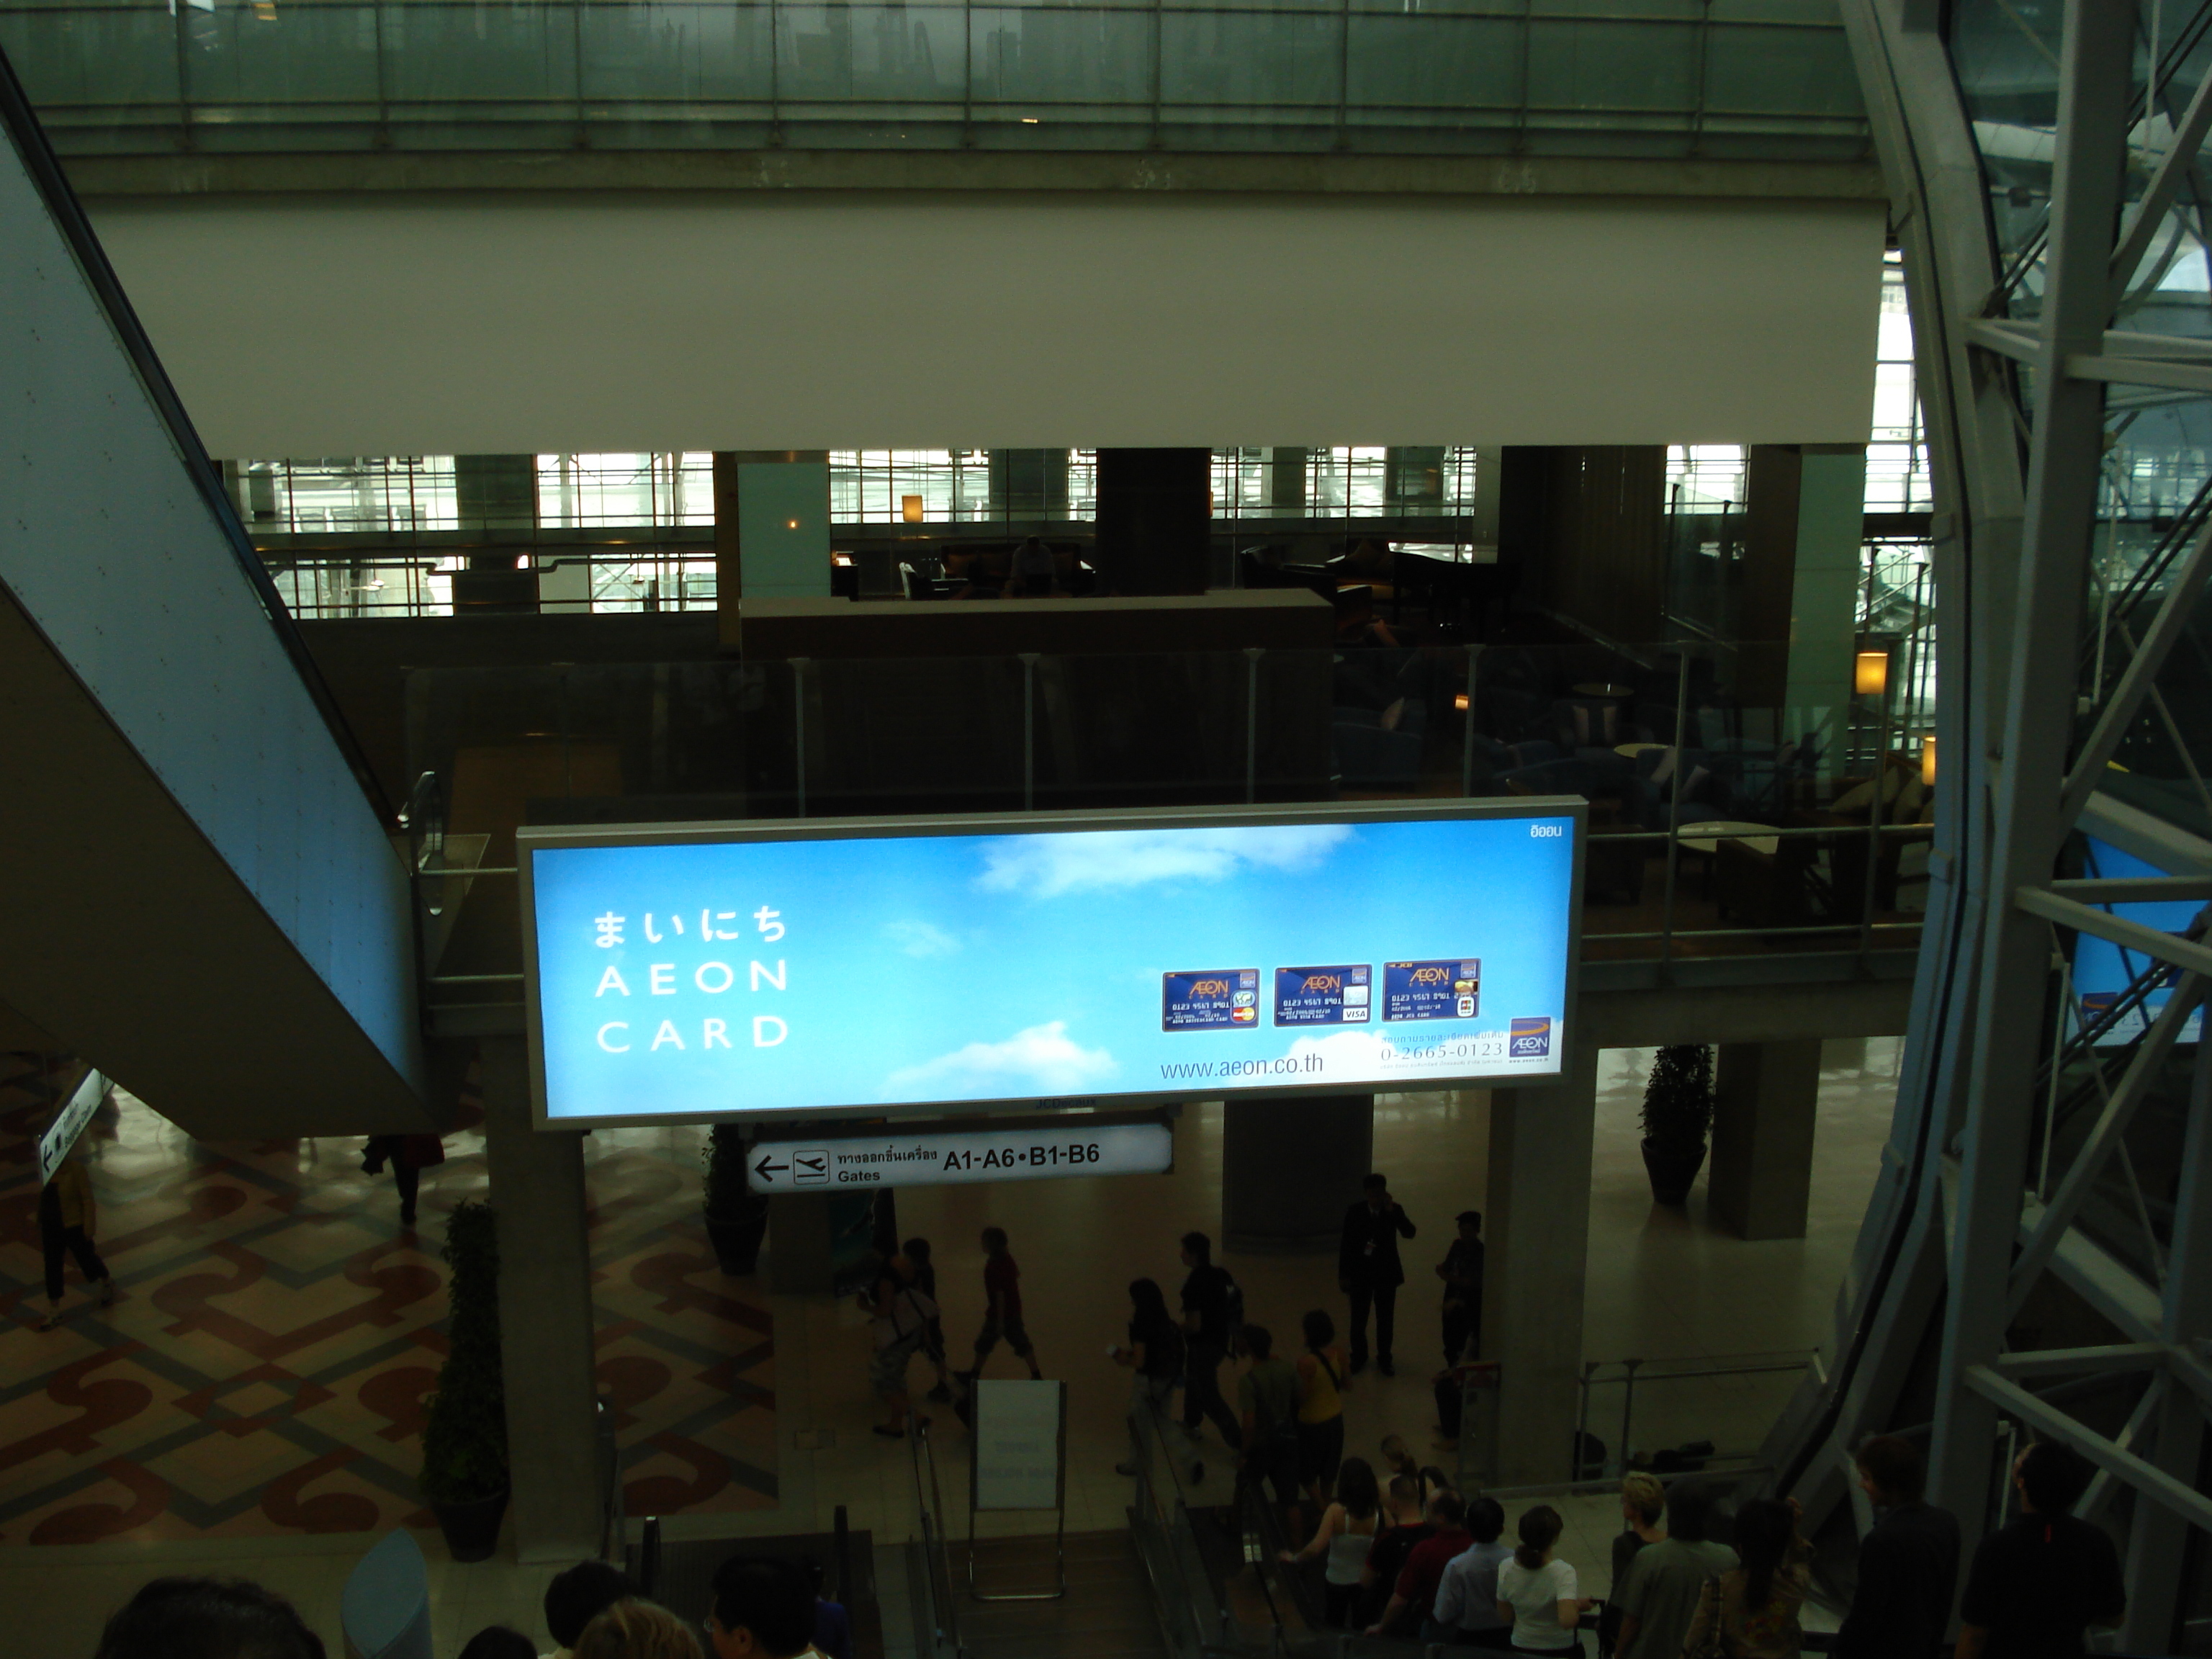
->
[1273,964,1372,1025]
[1385,959,1480,1021]
[1164,969,1261,1031]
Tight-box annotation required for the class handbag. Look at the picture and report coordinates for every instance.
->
[1683,1574,1728,1659]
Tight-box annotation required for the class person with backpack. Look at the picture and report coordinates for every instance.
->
[1295,1308,1350,1512]
[1179,1231,1245,1466]
[1113,1277,1192,1479]
[858,1246,938,1439]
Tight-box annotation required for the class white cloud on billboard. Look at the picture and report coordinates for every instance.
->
[884,919,962,958]
[886,1021,1118,1097]
[1280,1028,1392,1078]
[976,824,1355,899]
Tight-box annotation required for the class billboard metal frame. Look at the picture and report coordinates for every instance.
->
[516,795,1586,1131]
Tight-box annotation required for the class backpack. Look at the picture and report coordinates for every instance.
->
[1220,1271,1246,1347]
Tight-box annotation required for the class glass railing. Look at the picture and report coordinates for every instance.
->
[0,0,1868,160]
[397,637,1932,1013]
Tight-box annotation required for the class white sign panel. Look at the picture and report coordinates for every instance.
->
[747,1120,1173,1193]
[972,1380,1064,1511]
[37,1069,109,1186]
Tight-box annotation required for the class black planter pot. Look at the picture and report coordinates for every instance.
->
[1640,1136,1707,1205]
[431,1487,509,1563]
[706,1213,769,1274]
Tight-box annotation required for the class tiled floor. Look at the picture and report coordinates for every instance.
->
[1,1038,1899,1655]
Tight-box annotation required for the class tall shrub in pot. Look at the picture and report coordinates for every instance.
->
[420,1199,509,1560]
[703,1123,769,1274]
[1640,1044,1714,1204]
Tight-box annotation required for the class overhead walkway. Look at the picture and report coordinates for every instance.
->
[0,58,430,1138]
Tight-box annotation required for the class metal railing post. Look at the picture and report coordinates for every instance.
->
[1021,652,1038,811]
[1659,649,1691,972]
[792,657,809,818]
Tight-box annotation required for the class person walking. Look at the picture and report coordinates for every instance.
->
[902,1238,956,1405]
[1339,1173,1416,1375]
[1235,1323,1301,1518]
[1178,1231,1244,1461]
[1430,1496,1516,1649]
[858,1248,936,1439]
[1681,1496,1812,1659]
[1112,1277,1191,1480]
[1954,1442,2124,1659]
[1611,1482,1736,1659]
[1495,1504,1592,1653]
[37,1150,116,1330]
[962,1226,1043,1385]
[361,1133,444,1228]
[1437,1209,1485,1364]
[1832,1435,1961,1659]
[1293,1308,1349,1513]
[1277,1455,1383,1628]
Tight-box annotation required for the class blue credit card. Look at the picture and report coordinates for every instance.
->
[1273,964,1372,1025]
[1384,959,1480,1021]
[1163,968,1260,1030]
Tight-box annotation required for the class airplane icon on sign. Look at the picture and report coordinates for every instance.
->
[792,1149,830,1185]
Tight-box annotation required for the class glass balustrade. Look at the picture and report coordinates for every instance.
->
[0,0,1868,159]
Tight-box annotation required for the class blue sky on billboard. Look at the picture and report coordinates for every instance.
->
[521,807,1577,1124]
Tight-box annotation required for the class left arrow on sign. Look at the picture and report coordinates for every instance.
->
[754,1154,788,1182]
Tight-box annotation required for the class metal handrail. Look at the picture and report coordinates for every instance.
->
[907,1419,963,1658]
[1575,1350,1820,1481]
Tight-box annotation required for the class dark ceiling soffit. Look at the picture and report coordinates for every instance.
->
[0,45,395,823]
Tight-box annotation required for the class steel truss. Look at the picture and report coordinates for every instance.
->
[1767,2,2212,1648]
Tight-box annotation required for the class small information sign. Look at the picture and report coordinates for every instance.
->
[971,1379,1064,1511]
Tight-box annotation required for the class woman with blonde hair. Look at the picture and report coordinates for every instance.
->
[573,1600,703,1659]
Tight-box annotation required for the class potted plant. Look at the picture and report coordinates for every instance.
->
[703,1123,770,1274]
[420,1199,509,1560]
[1639,1044,1714,1204]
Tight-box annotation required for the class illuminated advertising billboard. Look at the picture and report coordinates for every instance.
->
[519,801,1582,1126]
[2072,835,2203,1046]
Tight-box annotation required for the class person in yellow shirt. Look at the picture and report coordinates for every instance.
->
[38,1151,116,1331]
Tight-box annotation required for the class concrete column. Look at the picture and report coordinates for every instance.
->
[766,1192,838,1295]
[1270,448,1308,514]
[1784,446,1868,781]
[1483,1042,1598,1485]
[1385,446,1447,511]
[478,1035,602,1563]
[1707,1038,1823,1241]
[1094,448,1210,595]
[452,454,538,549]
[986,449,1070,520]
[714,451,832,649]
[1221,1094,1373,1253]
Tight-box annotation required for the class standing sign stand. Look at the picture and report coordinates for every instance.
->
[967,1379,1067,1601]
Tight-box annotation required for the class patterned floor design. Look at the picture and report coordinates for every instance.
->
[0,1055,774,1544]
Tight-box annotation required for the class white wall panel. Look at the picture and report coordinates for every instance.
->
[86,192,1887,456]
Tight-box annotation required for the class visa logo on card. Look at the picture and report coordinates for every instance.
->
[1509,1017,1552,1058]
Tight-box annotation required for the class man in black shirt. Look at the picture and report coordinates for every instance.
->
[1339,1172,1417,1375]
[1179,1231,1244,1462]
[1437,1209,1485,1365]
[1956,1441,2124,1659]
[1833,1434,1962,1659]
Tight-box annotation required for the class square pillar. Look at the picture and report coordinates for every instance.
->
[479,1036,602,1561]
[1221,1094,1374,1254]
[1483,1041,1597,1485]
[1708,1039,1823,1241]
[714,451,832,650]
